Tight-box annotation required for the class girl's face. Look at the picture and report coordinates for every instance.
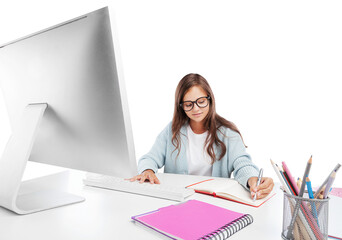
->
[182,86,210,125]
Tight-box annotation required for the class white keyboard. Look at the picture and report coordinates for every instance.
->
[83,173,195,202]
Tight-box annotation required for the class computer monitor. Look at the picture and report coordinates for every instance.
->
[0,7,137,214]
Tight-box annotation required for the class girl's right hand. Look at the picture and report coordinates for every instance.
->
[128,169,160,184]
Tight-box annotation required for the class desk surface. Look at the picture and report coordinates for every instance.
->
[0,169,286,240]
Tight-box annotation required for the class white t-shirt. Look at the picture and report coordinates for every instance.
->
[186,125,213,176]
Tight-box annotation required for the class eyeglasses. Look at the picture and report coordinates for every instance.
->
[180,96,211,112]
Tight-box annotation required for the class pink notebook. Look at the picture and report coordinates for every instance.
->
[131,200,253,240]
[330,188,342,198]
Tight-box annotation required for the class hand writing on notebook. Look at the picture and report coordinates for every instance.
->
[129,169,160,184]
[248,177,274,200]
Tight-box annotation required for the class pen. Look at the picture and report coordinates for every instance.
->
[253,168,263,201]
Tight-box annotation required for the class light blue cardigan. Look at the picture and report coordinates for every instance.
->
[138,122,260,189]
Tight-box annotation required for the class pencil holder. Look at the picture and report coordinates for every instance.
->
[281,191,329,240]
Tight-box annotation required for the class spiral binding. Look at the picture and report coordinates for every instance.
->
[199,214,253,240]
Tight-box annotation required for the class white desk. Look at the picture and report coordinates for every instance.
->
[0,170,285,240]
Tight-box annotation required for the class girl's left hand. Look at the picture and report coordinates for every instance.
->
[248,177,274,200]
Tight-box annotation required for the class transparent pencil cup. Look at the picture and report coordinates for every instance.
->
[281,191,329,240]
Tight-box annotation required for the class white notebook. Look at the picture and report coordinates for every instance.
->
[329,195,342,239]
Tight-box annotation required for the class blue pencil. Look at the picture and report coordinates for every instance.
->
[306,177,319,227]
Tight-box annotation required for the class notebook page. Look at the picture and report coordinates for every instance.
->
[135,200,245,240]
[222,183,258,203]
[188,178,257,204]
[187,178,238,193]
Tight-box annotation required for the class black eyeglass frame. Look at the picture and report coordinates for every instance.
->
[180,96,211,112]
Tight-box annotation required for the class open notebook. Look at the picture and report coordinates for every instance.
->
[131,200,253,240]
[186,178,275,207]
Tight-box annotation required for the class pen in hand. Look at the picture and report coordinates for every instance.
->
[253,168,263,201]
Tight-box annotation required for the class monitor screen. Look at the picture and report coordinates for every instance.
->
[0,7,137,178]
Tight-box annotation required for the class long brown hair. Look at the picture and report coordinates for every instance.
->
[171,73,245,164]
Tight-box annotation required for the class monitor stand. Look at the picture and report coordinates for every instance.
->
[0,103,85,214]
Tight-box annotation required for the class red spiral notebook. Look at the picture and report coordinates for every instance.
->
[131,200,253,240]
[186,178,275,207]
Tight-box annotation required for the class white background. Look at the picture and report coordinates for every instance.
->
[0,0,341,187]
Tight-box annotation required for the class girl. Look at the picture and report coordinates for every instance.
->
[130,73,274,199]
